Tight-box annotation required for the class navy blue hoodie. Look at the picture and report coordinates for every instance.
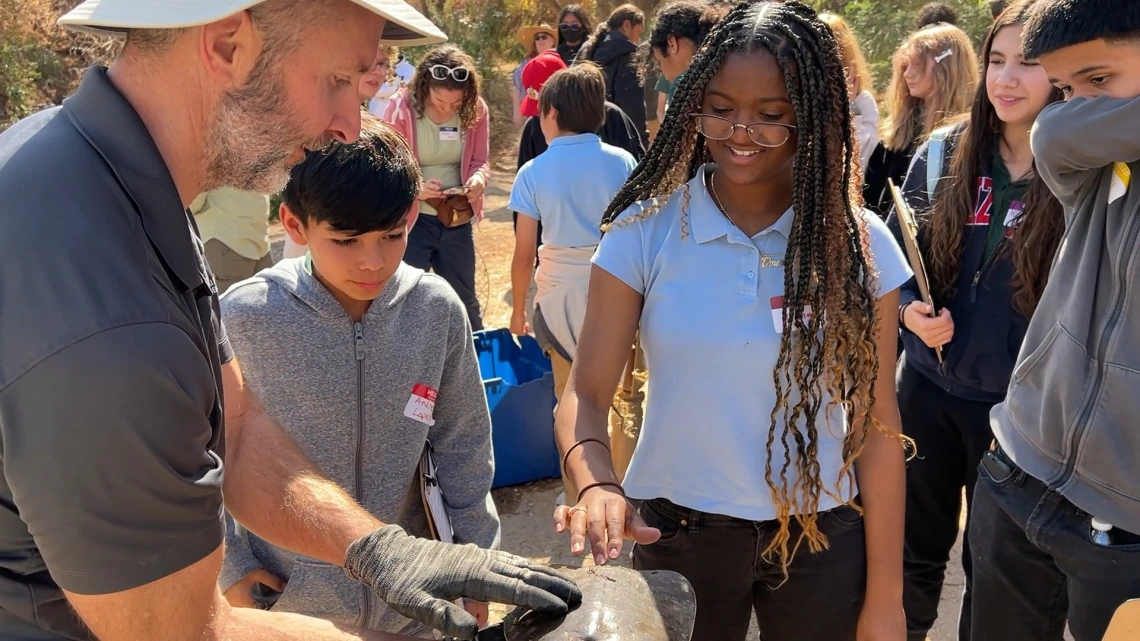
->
[888,124,1033,404]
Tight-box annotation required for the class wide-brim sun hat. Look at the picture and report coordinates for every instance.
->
[516,24,557,50]
[58,0,448,46]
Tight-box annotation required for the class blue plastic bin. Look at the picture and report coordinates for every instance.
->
[473,329,561,488]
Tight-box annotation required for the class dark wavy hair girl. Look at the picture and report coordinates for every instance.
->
[409,45,483,131]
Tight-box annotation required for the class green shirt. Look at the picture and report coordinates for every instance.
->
[981,149,1031,265]
[654,72,684,106]
[415,114,463,216]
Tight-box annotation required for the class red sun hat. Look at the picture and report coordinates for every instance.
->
[520,50,567,118]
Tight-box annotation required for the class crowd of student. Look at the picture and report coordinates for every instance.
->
[0,0,1138,639]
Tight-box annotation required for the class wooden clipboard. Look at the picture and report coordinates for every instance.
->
[888,179,943,363]
[1103,599,1140,641]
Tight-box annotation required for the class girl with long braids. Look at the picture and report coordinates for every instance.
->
[553,3,912,640]
[864,23,978,217]
[888,2,1064,639]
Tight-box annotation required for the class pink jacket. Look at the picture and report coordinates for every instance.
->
[382,88,492,225]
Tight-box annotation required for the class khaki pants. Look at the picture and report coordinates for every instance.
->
[205,240,273,294]
[551,339,646,504]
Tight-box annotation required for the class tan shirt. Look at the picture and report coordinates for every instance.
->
[189,187,271,260]
[414,114,463,215]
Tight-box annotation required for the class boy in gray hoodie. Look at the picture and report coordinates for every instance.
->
[968,2,1140,640]
[219,117,500,636]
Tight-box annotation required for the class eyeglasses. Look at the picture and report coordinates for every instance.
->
[691,114,797,148]
[535,33,553,42]
[559,23,583,33]
[429,64,470,82]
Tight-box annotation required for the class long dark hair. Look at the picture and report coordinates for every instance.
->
[579,4,646,61]
[557,5,593,47]
[409,45,483,131]
[926,0,1064,317]
[602,0,894,570]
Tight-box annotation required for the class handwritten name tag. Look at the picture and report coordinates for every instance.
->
[404,383,437,426]
[439,126,460,142]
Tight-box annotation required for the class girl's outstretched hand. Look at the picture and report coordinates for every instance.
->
[552,486,660,566]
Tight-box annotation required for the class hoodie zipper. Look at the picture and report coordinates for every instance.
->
[353,322,372,628]
[1055,205,1140,489]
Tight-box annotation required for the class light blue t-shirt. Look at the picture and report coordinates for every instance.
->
[509,133,637,248]
[592,166,912,521]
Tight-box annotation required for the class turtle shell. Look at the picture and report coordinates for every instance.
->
[498,566,696,641]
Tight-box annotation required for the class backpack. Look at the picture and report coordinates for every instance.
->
[925,125,956,199]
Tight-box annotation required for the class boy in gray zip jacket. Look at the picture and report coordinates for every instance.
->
[968,2,1140,640]
[218,118,500,636]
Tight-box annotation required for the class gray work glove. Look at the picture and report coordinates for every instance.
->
[344,525,582,639]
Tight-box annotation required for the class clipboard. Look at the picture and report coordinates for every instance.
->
[888,179,943,363]
[1103,598,1140,641]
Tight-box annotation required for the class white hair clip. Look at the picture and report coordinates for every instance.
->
[934,47,954,64]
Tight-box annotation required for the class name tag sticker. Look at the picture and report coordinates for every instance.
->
[404,383,437,426]
[770,296,812,333]
[439,126,460,142]
[1110,162,1132,204]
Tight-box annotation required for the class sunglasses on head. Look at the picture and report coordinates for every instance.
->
[559,23,582,33]
[428,64,470,83]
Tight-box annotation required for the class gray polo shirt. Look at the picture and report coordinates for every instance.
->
[0,67,231,639]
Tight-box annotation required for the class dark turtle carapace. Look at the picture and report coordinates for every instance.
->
[473,566,696,641]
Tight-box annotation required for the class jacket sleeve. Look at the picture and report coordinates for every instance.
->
[1031,96,1140,212]
[429,298,501,550]
[885,137,938,312]
[612,58,649,146]
[219,513,264,593]
[517,117,545,170]
[469,99,492,185]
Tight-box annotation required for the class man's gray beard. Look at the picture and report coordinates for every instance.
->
[201,59,328,194]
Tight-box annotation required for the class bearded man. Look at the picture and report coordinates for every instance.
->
[0,2,580,640]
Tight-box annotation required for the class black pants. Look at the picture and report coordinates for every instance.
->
[969,446,1140,641]
[896,356,995,641]
[633,498,866,641]
[404,215,483,330]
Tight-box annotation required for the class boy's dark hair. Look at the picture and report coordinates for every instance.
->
[282,114,420,236]
[539,63,607,134]
[915,2,959,28]
[989,0,1007,19]
[1023,0,1140,59]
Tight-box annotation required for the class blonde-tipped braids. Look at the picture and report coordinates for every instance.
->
[600,0,904,575]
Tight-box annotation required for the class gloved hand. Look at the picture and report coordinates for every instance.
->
[344,525,582,639]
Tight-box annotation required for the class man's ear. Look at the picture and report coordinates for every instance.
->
[280,203,309,247]
[199,11,262,88]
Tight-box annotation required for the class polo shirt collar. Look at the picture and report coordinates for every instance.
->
[64,66,204,291]
[690,165,796,244]
[549,132,600,148]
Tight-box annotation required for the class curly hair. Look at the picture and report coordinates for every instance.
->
[926,0,1065,318]
[409,45,483,131]
[602,0,900,571]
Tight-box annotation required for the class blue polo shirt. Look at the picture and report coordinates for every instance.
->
[592,165,911,521]
[509,133,637,248]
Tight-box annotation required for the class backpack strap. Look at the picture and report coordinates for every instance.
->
[926,125,955,199]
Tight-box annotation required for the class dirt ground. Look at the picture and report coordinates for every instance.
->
[268,159,975,640]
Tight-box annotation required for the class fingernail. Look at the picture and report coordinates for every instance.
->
[609,548,619,559]
[572,542,582,554]
[595,553,605,565]
[555,524,564,533]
